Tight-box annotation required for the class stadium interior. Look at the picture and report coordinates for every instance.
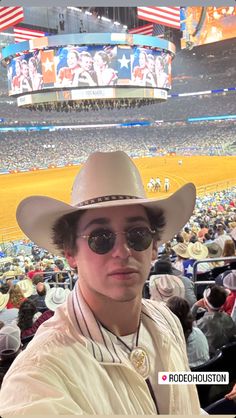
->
[0,7,236,413]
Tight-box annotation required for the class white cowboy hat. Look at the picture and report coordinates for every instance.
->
[205,242,222,259]
[17,279,33,298]
[45,287,70,311]
[0,323,21,355]
[16,151,196,256]
[187,242,209,260]
[223,270,236,291]
[149,274,185,302]
[172,242,190,259]
[0,292,9,312]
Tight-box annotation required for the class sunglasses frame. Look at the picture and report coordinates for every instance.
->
[77,226,156,254]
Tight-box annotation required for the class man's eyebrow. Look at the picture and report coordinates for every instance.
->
[126,216,149,224]
[82,216,149,232]
[82,218,110,232]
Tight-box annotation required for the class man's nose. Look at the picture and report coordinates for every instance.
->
[111,233,131,259]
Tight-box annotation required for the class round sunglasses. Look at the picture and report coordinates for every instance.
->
[77,226,156,255]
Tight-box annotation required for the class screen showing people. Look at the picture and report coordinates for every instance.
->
[8,53,43,95]
[8,45,172,96]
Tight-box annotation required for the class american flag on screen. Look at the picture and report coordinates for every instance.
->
[0,7,24,32]
[137,7,180,30]
[128,23,164,37]
[13,26,46,42]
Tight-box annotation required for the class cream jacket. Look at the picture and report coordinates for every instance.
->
[0,286,200,415]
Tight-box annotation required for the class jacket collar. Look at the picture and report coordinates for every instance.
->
[67,283,176,366]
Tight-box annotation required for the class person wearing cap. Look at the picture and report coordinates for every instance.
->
[191,285,236,355]
[0,151,200,414]
[0,287,19,326]
[0,323,22,387]
[223,270,236,316]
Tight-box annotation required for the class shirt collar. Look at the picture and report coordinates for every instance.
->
[67,282,174,366]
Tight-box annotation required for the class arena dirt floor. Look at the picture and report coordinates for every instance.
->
[1,155,236,242]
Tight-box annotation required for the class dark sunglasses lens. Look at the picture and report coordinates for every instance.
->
[127,227,153,251]
[88,229,115,254]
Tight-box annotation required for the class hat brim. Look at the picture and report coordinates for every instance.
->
[0,293,9,311]
[16,183,196,256]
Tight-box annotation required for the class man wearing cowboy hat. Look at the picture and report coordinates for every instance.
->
[0,151,200,414]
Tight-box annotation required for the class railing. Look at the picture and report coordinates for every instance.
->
[192,256,236,294]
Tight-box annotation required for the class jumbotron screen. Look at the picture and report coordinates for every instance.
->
[7,45,172,96]
[181,6,236,47]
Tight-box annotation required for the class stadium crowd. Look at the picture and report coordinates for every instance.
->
[0,120,235,171]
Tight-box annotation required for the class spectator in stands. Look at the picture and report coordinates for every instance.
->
[17,279,33,300]
[223,271,236,316]
[205,242,224,268]
[0,323,22,387]
[222,239,236,258]
[214,224,233,250]
[182,227,191,243]
[149,274,185,302]
[6,285,26,309]
[172,242,190,274]
[191,285,236,355]
[184,241,209,278]
[166,296,210,368]
[27,263,43,280]
[197,223,208,242]
[29,282,49,313]
[152,258,196,307]
[17,299,37,339]
[0,150,200,414]
[0,284,18,325]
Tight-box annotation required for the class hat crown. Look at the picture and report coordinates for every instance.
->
[223,270,236,290]
[192,242,204,255]
[0,324,21,354]
[71,151,146,207]
[51,288,67,305]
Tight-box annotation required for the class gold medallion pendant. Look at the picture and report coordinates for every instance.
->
[129,347,150,378]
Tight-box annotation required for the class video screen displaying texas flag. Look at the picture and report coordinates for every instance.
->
[7,44,172,96]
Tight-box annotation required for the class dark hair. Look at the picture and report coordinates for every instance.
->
[167,296,193,341]
[17,300,37,331]
[176,234,184,243]
[154,259,173,275]
[0,283,10,294]
[32,274,44,286]
[189,235,198,244]
[204,233,211,241]
[52,207,166,256]
[207,285,227,309]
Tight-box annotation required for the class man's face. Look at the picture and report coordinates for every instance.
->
[67,205,156,303]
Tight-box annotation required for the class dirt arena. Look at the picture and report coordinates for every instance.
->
[1,155,236,241]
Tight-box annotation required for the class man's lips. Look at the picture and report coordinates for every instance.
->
[108,269,138,276]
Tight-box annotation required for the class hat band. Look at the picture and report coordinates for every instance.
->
[76,195,140,207]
